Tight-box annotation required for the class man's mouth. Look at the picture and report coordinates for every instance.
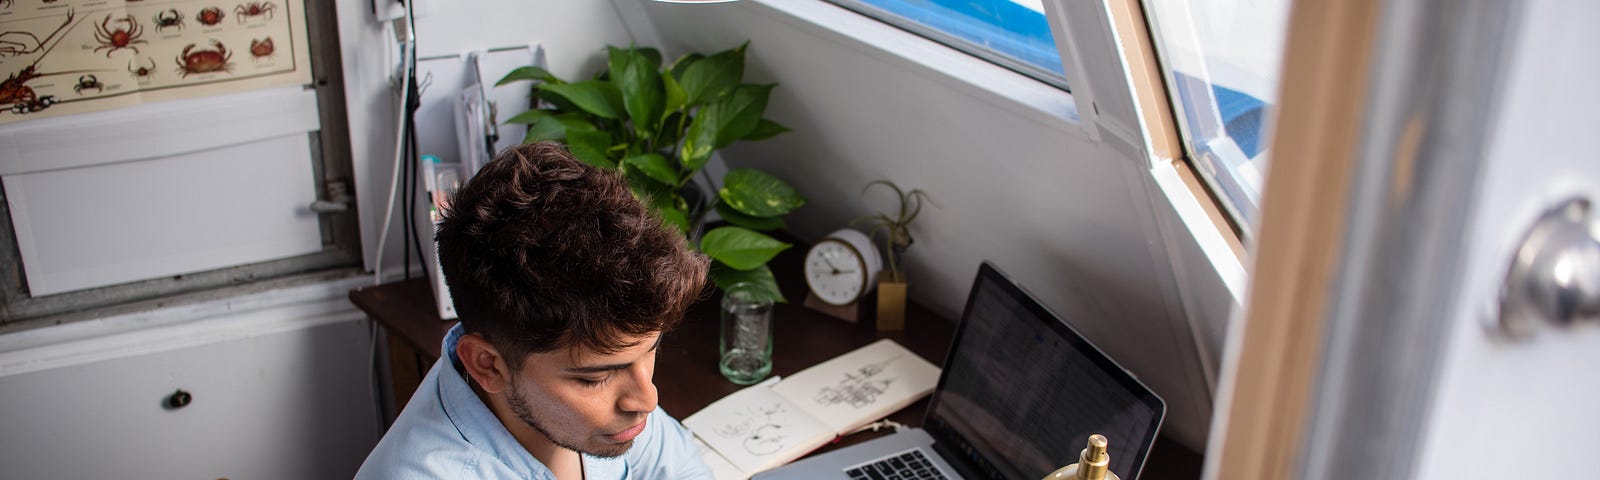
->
[608,419,647,442]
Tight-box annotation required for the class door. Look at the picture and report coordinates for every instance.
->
[1400,0,1600,476]
[1207,0,1600,478]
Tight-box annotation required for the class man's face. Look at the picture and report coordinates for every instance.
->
[503,331,661,458]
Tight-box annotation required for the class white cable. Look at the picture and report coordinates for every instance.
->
[372,13,417,285]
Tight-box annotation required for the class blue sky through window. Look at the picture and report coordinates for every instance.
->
[841,0,1066,85]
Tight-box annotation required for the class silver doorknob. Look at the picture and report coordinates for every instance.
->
[1498,197,1600,337]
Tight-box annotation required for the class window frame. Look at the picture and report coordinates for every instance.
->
[1135,0,1288,237]
[820,0,1073,91]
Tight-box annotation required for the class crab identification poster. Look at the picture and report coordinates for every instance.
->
[0,0,310,125]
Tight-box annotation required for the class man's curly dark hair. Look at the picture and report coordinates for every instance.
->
[435,141,709,364]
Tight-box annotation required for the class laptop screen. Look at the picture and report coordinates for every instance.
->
[923,263,1165,480]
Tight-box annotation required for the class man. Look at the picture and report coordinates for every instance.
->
[356,142,714,479]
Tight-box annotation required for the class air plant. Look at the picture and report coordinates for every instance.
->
[853,180,934,283]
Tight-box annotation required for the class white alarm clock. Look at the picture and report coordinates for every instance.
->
[803,229,883,306]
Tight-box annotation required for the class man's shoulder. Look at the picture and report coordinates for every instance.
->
[356,357,536,480]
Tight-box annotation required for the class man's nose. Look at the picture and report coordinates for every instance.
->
[617,365,658,414]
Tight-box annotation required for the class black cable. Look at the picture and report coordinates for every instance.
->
[405,74,430,285]
[401,93,413,281]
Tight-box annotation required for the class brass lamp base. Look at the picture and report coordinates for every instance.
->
[1042,434,1120,480]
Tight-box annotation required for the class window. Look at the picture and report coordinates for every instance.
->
[825,0,1070,90]
[1142,0,1292,230]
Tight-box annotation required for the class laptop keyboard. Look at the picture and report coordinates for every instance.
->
[844,449,950,480]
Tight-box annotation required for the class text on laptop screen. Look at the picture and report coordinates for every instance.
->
[925,272,1161,480]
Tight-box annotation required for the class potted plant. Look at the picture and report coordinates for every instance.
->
[854,180,933,331]
[497,43,803,301]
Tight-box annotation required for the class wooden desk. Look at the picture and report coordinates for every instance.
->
[350,248,1200,478]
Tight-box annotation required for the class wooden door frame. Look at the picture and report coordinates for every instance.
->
[1201,1,1380,477]
[1097,0,1382,478]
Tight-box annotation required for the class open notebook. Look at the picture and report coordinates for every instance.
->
[685,339,941,479]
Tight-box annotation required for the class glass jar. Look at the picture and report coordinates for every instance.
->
[719,282,775,385]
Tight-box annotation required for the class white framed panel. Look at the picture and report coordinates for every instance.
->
[0,87,320,176]
[5,133,324,296]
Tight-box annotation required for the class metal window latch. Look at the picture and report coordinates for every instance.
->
[1496,197,1600,337]
[309,179,353,214]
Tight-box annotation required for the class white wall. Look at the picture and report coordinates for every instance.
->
[635,0,1224,449]
[335,0,639,274]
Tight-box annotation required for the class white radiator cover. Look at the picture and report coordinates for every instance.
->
[0,273,382,479]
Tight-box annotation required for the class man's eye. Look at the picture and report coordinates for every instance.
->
[575,375,610,388]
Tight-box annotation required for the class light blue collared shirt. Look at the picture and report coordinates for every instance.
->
[355,324,713,480]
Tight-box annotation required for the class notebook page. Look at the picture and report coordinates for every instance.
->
[770,339,941,434]
[684,381,836,475]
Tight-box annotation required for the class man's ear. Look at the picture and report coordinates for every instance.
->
[456,333,515,394]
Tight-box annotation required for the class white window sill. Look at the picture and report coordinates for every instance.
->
[1151,159,1249,303]
[747,0,1082,131]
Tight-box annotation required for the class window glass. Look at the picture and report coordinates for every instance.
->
[826,0,1069,90]
[1142,0,1292,229]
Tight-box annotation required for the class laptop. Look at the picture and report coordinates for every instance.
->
[754,262,1166,480]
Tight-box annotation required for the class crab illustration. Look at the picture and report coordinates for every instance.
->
[234,2,274,23]
[129,57,156,80]
[196,7,224,26]
[249,37,273,60]
[93,14,146,58]
[73,74,103,94]
[153,9,183,33]
[176,40,231,77]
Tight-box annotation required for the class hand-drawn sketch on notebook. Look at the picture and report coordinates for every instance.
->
[813,354,900,408]
[712,401,796,456]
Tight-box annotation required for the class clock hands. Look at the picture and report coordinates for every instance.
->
[820,255,857,276]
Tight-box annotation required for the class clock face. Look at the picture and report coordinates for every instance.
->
[804,239,868,305]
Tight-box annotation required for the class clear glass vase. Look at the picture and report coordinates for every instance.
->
[719,281,775,385]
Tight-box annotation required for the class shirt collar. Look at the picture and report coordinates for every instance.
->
[438,323,558,480]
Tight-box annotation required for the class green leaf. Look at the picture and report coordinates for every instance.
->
[680,111,717,171]
[555,112,600,132]
[496,65,564,86]
[716,201,785,231]
[627,172,675,211]
[662,73,687,120]
[534,88,582,113]
[657,111,686,147]
[708,262,785,303]
[667,53,704,81]
[742,118,790,141]
[524,116,568,143]
[719,169,805,218]
[566,130,616,169]
[656,205,689,236]
[623,153,678,185]
[504,109,552,125]
[679,43,746,106]
[608,46,662,76]
[523,113,601,143]
[542,81,625,119]
[610,47,665,139]
[699,226,790,271]
[711,84,774,149]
